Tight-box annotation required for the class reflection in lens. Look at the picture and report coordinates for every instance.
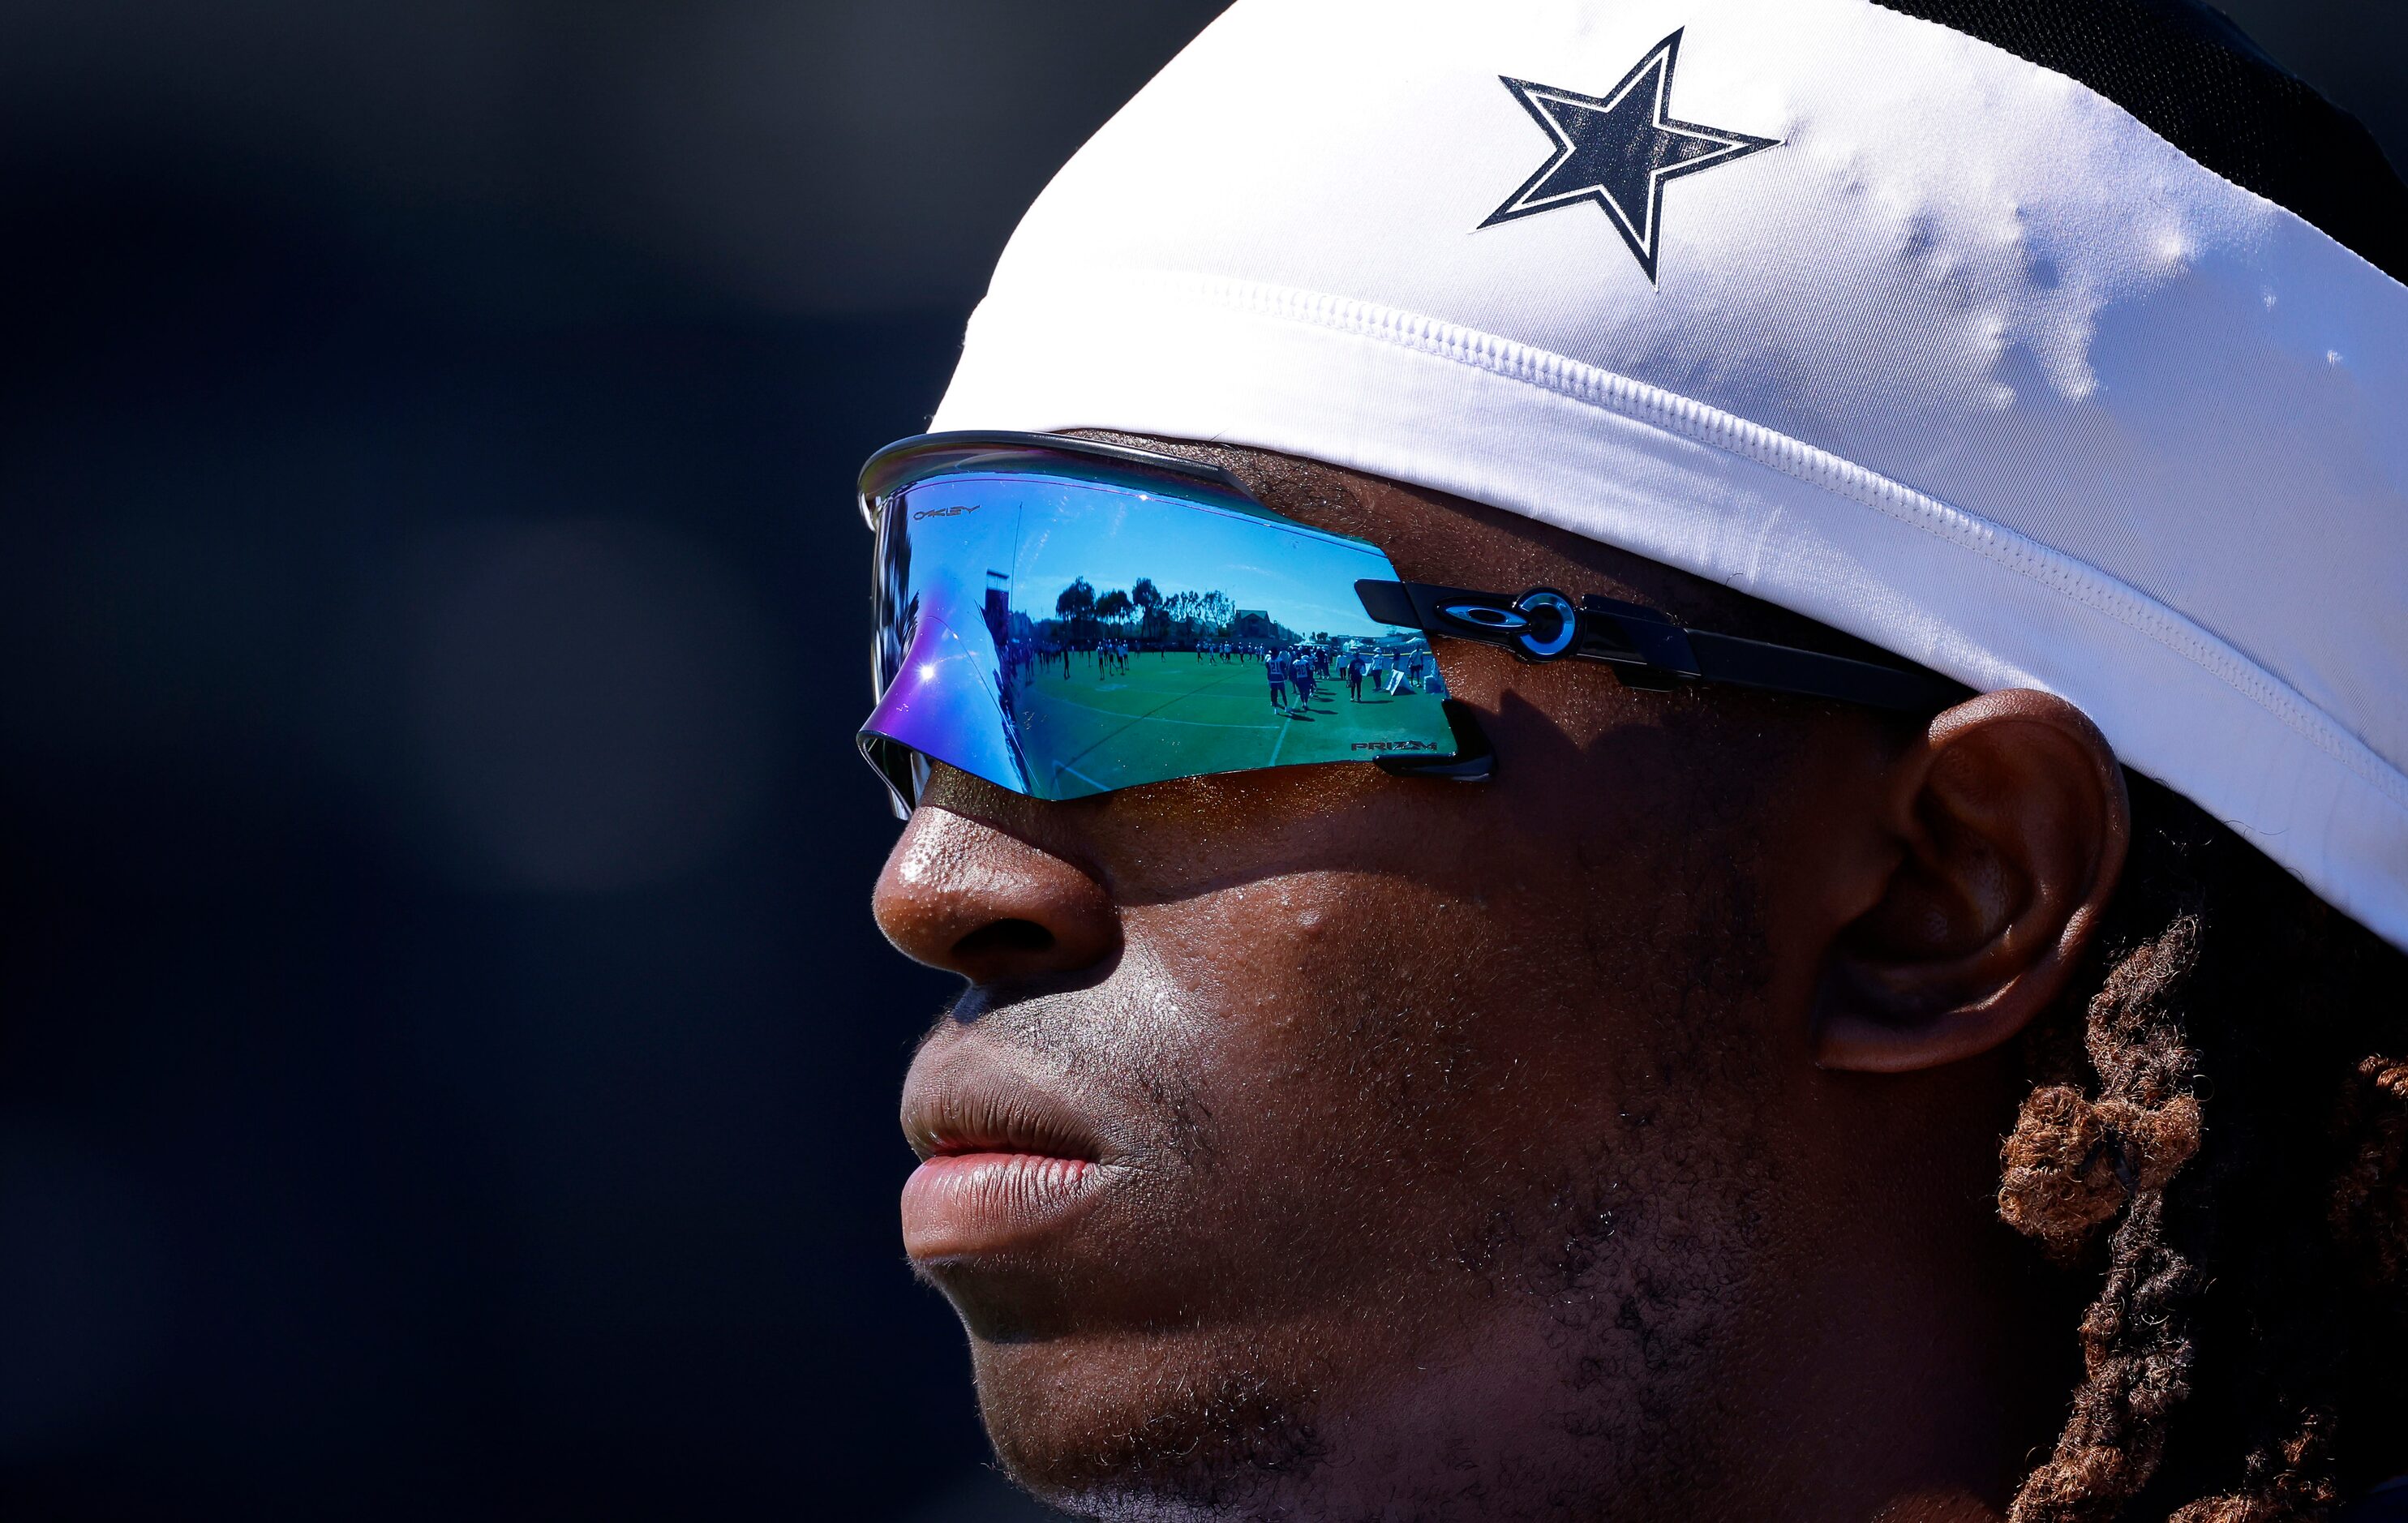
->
[862,462,1455,801]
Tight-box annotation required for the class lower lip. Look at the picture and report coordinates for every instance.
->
[901,1152,1103,1259]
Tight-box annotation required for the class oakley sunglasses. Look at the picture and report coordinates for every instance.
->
[857,431,1962,813]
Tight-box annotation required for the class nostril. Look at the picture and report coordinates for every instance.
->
[951,918,1056,960]
[872,805,1118,976]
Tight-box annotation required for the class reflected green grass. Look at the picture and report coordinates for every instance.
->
[1011,652,1438,797]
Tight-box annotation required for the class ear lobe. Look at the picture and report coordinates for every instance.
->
[1814,690,2129,1074]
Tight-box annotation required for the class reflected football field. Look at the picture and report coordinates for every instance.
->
[1012,653,1427,797]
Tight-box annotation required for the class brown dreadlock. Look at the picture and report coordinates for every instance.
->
[1996,775,2408,1522]
[1865,5,2408,1511]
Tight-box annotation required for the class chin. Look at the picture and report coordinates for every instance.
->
[968,1324,1334,1520]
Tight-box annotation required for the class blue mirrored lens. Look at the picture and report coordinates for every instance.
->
[861,457,1456,804]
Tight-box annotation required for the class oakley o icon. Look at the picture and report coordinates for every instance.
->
[1440,590,1579,660]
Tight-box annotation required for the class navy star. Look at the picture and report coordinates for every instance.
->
[1480,29,1779,284]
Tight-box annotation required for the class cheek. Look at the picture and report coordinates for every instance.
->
[1135,874,1393,1045]
[1134,871,1477,1110]
[1116,871,1613,1300]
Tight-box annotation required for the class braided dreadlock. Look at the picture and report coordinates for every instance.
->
[1996,775,2408,1522]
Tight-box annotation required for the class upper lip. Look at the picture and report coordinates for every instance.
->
[902,1045,1109,1166]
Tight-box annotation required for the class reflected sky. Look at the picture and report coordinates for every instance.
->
[896,470,1401,642]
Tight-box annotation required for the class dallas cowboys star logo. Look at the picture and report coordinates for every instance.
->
[1480,29,1779,285]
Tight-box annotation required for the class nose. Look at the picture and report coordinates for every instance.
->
[872,800,1119,985]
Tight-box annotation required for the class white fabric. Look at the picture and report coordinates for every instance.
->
[929,0,2408,950]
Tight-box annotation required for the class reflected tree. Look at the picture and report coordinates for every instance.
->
[1131,577,1168,645]
[1054,577,1096,620]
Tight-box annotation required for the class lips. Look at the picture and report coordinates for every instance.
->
[900,1052,1111,1262]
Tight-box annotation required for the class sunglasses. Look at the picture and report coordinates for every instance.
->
[856,432,1961,813]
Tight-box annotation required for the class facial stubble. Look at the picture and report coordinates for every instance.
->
[936,857,1782,1523]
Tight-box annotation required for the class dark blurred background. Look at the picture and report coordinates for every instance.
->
[0,2,2396,1519]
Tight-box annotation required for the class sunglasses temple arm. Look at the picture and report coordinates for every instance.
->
[1682,630,1970,711]
[1357,580,1966,713]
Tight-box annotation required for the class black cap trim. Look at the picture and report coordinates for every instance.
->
[1874,0,2408,283]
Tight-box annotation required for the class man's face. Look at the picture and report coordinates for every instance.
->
[875,445,2019,1520]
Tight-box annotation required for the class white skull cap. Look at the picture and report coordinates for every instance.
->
[929,0,2408,950]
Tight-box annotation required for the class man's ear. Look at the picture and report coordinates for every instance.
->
[1814,689,2130,1074]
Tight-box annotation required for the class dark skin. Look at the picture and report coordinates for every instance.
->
[874,438,2130,1523]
